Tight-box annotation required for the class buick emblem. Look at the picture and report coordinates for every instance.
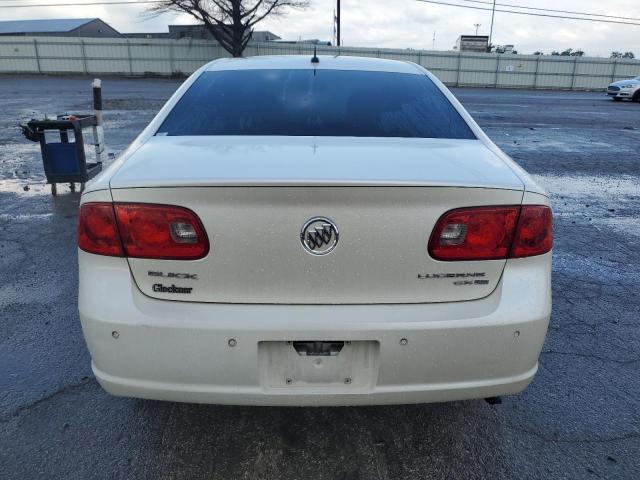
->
[300,217,339,255]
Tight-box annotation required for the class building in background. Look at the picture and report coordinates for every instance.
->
[271,39,332,46]
[0,18,123,38]
[123,32,169,40]
[495,44,516,54]
[455,35,489,53]
[163,25,280,42]
[123,25,280,42]
[0,18,280,44]
[123,27,332,46]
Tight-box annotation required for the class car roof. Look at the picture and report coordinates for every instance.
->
[204,55,422,74]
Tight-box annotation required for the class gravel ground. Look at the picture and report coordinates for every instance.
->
[0,75,639,480]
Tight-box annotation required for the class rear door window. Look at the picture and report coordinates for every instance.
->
[158,69,476,139]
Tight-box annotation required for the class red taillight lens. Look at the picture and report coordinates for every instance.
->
[78,202,123,257]
[78,202,209,260]
[114,203,209,260]
[429,206,520,261]
[428,205,553,261]
[511,205,553,258]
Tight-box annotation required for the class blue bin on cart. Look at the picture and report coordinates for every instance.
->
[25,115,102,195]
[45,143,81,175]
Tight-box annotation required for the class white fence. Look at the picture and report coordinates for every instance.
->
[1,35,639,90]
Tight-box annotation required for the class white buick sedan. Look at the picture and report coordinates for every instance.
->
[78,56,552,406]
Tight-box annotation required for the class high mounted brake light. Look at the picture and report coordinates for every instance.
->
[428,205,552,261]
[78,202,209,260]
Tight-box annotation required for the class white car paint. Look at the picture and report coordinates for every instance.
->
[109,136,523,190]
[79,56,552,406]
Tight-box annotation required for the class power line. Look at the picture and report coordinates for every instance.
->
[2,0,640,27]
[0,0,160,7]
[0,0,152,2]
[414,0,640,26]
[458,0,640,23]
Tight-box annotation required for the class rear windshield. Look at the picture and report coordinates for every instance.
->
[157,69,476,139]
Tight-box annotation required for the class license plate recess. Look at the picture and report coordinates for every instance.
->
[258,340,379,391]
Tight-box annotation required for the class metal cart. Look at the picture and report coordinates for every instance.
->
[22,115,103,195]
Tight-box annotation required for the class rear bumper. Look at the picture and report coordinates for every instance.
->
[79,252,551,406]
[92,362,538,406]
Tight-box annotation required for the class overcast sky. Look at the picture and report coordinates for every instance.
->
[3,0,640,56]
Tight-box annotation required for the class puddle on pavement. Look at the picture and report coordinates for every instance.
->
[0,212,54,221]
[0,178,51,197]
[535,173,640,283]
[488,128,639,155]
[534,173,640,238]
[533,173,640,198]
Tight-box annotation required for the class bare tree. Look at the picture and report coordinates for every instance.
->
[151,0,309,58]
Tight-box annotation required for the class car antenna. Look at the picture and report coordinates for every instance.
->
[311,46,319,64]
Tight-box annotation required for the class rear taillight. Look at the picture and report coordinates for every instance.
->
[78,203,123,257]
[510,205,553,258]
[78,202,209,260]
[428,206,520,261]
[428,205,552,261]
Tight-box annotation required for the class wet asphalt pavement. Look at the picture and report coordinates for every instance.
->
[0,76,639,480]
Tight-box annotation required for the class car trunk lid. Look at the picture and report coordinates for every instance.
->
[109,136,523,189]
[109,136,524,304]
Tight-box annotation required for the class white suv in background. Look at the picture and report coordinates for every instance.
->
[607,76,640,102]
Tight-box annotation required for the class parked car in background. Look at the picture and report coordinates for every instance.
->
[78,55,553,406]
[607,76,640,101]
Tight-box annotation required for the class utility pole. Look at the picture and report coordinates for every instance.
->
[336,0,341,46]
[332,9,336,45]
[474,23,481,36]
[488,0,496,52]
[432,31,436,50]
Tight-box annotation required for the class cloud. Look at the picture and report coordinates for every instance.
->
[1,0,639,56]
[260,0,640,56]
